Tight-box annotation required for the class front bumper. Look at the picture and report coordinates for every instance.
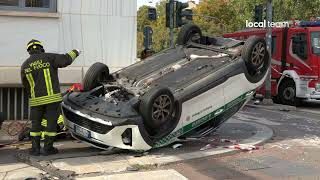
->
[61,103,153,150]
[308,92,320,100]
[302,88,320,100]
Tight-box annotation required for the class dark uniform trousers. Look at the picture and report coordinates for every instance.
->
[30,102,61,137]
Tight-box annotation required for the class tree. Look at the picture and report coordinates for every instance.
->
[137,0,320,56]
[137,1,172,57]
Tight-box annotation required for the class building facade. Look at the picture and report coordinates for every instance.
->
[0,0,137,120]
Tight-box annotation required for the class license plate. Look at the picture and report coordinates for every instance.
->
[74,125,91,138]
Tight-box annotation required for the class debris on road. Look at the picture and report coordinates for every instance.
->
[200,143,218,151]
[126,166,140,172]
[200,138,240,151]
[219,139,238,143]
[172,144,183,149]
[209,138,238,143]
[225,144,260,151]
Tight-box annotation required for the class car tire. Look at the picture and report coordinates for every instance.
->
[139,87,175,132]
[278,79,297,106]
[242,36,269,83]
[176,24,202,45]
[83,62,110,91]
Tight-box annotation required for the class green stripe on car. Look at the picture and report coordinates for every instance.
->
[153,90,253,148]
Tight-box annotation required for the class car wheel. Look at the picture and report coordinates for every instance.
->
[83,62,110,91]
[139,87,174,131]
[278,79,296,106]
[176,24,202,45]
[242,36,269,83]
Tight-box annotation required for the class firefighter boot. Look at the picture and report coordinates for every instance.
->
[43,136,58,156]
[29,137,41,156]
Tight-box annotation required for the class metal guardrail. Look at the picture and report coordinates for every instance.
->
[0,88,29,121]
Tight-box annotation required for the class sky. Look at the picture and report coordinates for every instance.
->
[137,0,199,9]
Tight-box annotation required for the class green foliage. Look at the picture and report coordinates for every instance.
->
[137,0,320,56]
[137,1,171,57]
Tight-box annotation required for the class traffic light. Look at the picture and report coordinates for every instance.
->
[148,7,157,21]
[143,26,153,50]
[254,5,263,23]
[176,2,193,27]
[166,3,171,28]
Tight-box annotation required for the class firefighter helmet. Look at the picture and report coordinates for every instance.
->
[27,39,43,51]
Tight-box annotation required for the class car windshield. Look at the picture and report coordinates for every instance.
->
[311,32,320,55]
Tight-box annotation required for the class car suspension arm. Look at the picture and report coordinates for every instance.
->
[187,42,236,57]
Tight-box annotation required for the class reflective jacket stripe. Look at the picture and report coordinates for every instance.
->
[68,51,77,61]
[43,132,57,137]
[58,115,64,124]
[30,132,42,137]
[26,74,36,98]
[41,119,47,127]
[41,115,64,127]
[29,93,62,107]
[43,69,51,96]
[43,68,54,96]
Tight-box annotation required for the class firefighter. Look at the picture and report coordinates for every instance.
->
[21,39,80,156]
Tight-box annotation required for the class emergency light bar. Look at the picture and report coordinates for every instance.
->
[299,20,320,27]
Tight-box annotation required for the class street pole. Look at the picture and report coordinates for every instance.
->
[169,0,174,48]
[264,0,273,104]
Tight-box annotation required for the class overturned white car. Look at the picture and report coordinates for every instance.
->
[62,24,270,151]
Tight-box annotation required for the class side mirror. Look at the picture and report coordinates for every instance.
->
[312,37,320,54]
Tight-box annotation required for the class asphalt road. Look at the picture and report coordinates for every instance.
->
[166,105,320,180]
[1,103,320,179]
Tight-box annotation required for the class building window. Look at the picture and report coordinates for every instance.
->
[0,0,56,12]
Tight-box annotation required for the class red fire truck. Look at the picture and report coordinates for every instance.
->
[224,21,320,105]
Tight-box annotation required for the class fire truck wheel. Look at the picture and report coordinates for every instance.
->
[278,79,297,106]
[83,62,110,91]
[177,24,202,45]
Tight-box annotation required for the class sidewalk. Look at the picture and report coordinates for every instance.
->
[76,170,188,180]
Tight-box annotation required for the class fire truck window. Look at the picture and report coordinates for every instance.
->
[311,32,320,55]
[271,36,277,55]
[292,33,307,60]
